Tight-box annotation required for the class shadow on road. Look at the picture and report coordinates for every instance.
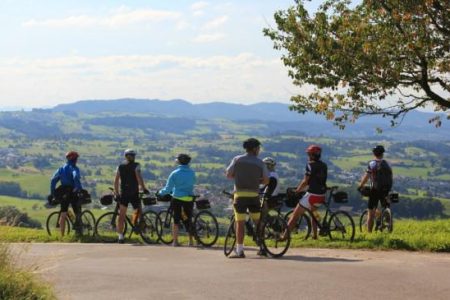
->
[278,255,362,263]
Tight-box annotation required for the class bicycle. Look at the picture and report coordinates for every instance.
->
[284,187,355,242]
[94,190,161,244]
[359,191,399,233]
[46,190,95,236]
[222,191,291,258]
[157,195,219,247]
[283,188,312,240]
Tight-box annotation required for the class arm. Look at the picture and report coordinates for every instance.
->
[225,158,236,179]
[159,172,175,196]
[135,165,147,192]
[358,173,369,189]
[50,169,61,195]
[264,177,278,198]
[295,175,309,193]
[260,163,270,185]
[114,169,120,196]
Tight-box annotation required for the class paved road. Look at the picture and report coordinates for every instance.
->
[14,243,450,300]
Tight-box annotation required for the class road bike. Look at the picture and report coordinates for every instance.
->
[359,192,399,233]
[157,195,219,247]
[222,191,291,258]
[94,191,161,244]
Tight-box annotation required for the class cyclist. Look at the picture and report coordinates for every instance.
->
[284,145,327,240]
[159,154,196,247]
[358,145,393,233]
[261,157,280,199]
[114,149,149,244]
[226,138,269,258]
[49,151,83,236]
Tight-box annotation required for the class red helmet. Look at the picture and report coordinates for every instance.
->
[65,151,79,161]
[306,145,322,155]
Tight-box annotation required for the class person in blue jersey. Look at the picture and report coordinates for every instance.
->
[159,154,196,247]
[49,151,83,236]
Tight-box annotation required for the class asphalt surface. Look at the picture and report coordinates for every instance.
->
[13,243,450,300]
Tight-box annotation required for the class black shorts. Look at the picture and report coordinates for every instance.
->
[60,190,80,215]
[233,196,260,221]
[172,198,194,226]
[368,190,389,210]
[119,193,141,210]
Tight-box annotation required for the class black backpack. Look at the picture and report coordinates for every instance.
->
[373,160,393,192]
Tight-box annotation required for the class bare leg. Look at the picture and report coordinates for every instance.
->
[236,220,245,245]
[311,208,318,239]
[59,212,67,236]
[117,205,127,236]
[287,204,305,232]
[172,224,179,245]
[367,209,375,233]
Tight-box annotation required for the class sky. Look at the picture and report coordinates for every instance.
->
[0,0,324,109]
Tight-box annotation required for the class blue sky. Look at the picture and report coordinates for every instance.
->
[0,0,323,108]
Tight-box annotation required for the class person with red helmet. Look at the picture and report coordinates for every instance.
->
[49,151,83,236]
[285,144,328,240]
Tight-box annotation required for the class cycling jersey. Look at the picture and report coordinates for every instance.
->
[117,161,141,196]
[226,153,269,197]
[367,159,392,190]
[305,160,327,195]
[50,162,82,195]
[263,171,280,197]
[159,165,196,201]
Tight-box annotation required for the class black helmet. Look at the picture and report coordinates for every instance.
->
[372,145,385,156]
[176,153,191,165]
[243,138,261,151]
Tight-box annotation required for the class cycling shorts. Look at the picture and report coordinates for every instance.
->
[299,193,325,210]
[368,190,389,210]
[119,193,141,210]
[233,196,260,222]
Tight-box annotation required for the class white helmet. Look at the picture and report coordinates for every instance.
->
[124,149,136,156]
[263,157,276,169]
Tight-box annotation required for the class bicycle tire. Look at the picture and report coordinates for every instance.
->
[46,211,70,236]
[193,210,219,247]
[381,208,393,233]
[328,210,355,242]
[359,209,369,232]
[261,215,290,258]
[80,210,96,237]
[284,210,311,240]
[157,210,174,245]
[223,218,236,257]
[95,212,127,243]
[140,210,161,244]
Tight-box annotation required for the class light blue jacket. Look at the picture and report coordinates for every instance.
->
[159,165,196,201]
[50,161,82,194]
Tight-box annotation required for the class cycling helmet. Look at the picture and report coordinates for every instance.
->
[176,153,191,165]
[124,149,137,156]
[372,145,385,156]
[65,151,79,161]
[243,138,261,151]
[263,157,276,169]
[306,145,322,155]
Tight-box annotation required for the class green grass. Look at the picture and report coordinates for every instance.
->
[0,244,55,299]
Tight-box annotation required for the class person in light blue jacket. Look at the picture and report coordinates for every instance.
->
[159,154,196,247]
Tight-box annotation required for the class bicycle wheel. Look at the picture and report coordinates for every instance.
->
[223,219,236,257]
[80,210,96,237]
[284,210,311,240]
[328,211,355,242]
[381,208,393,233]
[140,210,161,244]
[261,215,290,258]
[95,212,127,243]
[359,210,369,232]
[46,211,70,236]
[157,210,174,245]
[193,210,219,247]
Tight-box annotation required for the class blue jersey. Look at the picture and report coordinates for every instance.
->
[159,165,196,201]
[50,162,82,194]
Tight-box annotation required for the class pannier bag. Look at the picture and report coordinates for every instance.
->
[157,194,172,202]
[333,191,348,203]
[359,186,371,197]
[285,188,305,208]
[389,192,399,203]
[100,194,114,206]
[266,194,284,209]
[142,195,157,206]
[196,199,211,210]
[78,189,92,205]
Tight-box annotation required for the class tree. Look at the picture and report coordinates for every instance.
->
[264,0,450,129]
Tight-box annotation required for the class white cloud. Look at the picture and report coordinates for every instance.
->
[191,2,209,11]
[0,54,294,107]
[193,33,225,43]
[202,15,228,30]
[22,9,181,28]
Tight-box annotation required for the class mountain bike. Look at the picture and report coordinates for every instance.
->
[94,191,161,244]
[157,195,219,247]
[46,208,95,236]
[284,187,355,242]
[359,192,399,233]
[222,191,291,258]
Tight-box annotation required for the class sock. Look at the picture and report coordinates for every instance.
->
[236,244,244,254]
[118,233,124,240]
